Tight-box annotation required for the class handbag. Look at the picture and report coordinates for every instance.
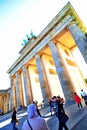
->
[16,119,18,125]
[27,119,33,130]
[59,112,69,123]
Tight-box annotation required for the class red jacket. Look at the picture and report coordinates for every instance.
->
[74,95,81,104]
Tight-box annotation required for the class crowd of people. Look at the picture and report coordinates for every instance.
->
[11,89,87,130]
[49,95,69,130]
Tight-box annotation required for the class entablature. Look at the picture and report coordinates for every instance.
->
[7,2,86,75]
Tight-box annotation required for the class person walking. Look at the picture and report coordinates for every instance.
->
[22,103,50,130]
[11,106,18,130]
[54,96,69,130]
[74,92,83,109]
[80,89,87,105]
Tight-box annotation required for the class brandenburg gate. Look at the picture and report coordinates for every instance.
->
[7,2,87,110]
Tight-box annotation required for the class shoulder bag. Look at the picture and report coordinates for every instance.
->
[27,119,33,130]
[59,112,69,123]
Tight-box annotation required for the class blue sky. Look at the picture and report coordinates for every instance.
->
[0,0,87,89]
[0,0,40,31]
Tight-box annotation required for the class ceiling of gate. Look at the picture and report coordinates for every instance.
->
[25,28,77,66]
[54,28,76,49]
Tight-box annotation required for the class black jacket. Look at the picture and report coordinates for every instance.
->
[12,110,16,122]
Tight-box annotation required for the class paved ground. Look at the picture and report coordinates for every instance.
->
[0,101,87,130]
[71,114,87,130]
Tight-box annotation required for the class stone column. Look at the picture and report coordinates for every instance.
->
[68,24,87,63]
[35,54,49,105]
[10,77,16,110]
[26,67,33,103]
[3,96,5,112]
[1,98,3,111]
[48,41,73,104]
[6,94,9,112]
[15,73,21,108]
[17,72,24,107]
[41,54,53,98]
[9,83,13,110]
[22,66,33,106]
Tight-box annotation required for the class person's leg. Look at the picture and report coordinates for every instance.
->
[85,100,87,105]
[80,102,83,108]
[84,96,87,105]
[12,121,15,130]
[78,103,80,109]
[63,122,69,130]
[58,121,63,130]
[55,111,58,117]
[12,121,18,130]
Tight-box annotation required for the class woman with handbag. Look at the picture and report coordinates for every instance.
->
[22,103,50,130]
[58,110,69,130]
[11,106,18,130]
[56,96,69,130]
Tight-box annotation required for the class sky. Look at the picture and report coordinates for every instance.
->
[0,0,87,90]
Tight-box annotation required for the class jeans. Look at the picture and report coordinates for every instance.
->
[78,102,82,109]
[12,121,18,130]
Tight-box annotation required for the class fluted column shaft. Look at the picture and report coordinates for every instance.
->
[15,73,21,108]
[9,77,16,110]
[35,54,49,105]
[22,66,33,106]
[68,24,87,63]
[48,41,73,104]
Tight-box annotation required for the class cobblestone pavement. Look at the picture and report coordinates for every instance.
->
[71,114,87,130]
[0,107,58,130]
[0,103,87,130]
